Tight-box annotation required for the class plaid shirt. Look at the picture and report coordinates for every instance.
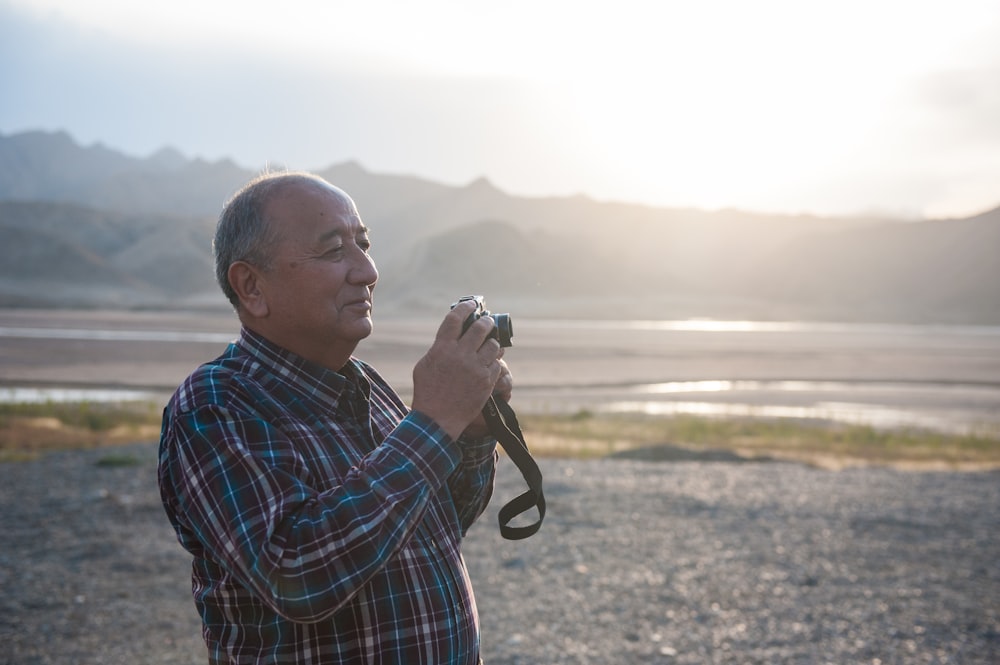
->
[158,327,497,664]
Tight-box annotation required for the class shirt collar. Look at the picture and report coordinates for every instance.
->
[234,326,369,411]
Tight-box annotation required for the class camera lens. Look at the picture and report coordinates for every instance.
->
[492,313,513,347]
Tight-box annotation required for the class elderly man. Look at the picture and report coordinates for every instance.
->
[158,171,509,664]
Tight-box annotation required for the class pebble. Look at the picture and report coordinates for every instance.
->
[1,443,997,664]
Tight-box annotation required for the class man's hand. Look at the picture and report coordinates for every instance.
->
[411,300,508,441]
[460,356,512,439]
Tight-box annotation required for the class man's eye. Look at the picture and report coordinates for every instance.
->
[358,238,372,252]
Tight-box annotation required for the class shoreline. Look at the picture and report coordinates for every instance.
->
[2,307,1000,468]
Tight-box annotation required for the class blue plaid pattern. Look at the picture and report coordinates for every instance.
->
[158,327,497,664]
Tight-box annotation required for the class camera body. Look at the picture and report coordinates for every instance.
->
[451,295,513,347]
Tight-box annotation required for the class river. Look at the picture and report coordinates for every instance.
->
[1,309,998,435]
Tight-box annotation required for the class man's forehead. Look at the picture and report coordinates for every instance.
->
[266,180,361,225]
[276,179,349,206]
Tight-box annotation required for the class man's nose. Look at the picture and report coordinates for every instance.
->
[349,251,379,286]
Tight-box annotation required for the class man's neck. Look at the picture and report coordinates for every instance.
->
[238,316,356,373]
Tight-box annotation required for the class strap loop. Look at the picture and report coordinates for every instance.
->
[482,396,545,539]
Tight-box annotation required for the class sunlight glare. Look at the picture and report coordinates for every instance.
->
[9,0,1000,216]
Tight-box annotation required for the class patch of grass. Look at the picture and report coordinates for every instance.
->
[0,400,163,462]
[0,400,161,431]
[519,411,1000,470]
[5,401,998,470]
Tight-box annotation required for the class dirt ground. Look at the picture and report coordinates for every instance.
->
[1,442,998,664]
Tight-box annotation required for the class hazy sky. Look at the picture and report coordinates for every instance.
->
[2,0,998,218]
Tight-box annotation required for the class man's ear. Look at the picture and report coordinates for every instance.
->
[228,261,269,318]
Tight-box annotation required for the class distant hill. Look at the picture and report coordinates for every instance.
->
[1,129,998,323]
[743,207,1000,323]
[0,200,215,307]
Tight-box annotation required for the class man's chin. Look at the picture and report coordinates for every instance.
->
[350,317,375,340]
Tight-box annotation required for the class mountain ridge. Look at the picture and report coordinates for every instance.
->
[1,129,997,324]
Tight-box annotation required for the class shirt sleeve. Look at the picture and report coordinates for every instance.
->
[160,404,462,624]
[449,434,498,534]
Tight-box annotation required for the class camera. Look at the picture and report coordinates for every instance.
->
[451,295,513,347]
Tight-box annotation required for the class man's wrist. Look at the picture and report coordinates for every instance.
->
[459,425,491,440]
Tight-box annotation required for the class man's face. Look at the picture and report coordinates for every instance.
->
[255,181,379,369]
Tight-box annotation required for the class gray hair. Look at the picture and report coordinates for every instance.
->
[213,170,330,308]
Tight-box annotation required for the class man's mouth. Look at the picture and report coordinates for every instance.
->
[344,299,372,311]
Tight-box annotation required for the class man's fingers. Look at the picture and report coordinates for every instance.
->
[461,315,496,348]
[436,300,497,346]
[478,337,502,363]
[435,300,477,341]
[492,360,513,402]
[487,358,504,388]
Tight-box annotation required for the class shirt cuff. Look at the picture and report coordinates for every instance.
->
[385,410,463,488]
[456,433,498,465]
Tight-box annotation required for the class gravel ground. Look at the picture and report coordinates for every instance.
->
[1,443,998,664]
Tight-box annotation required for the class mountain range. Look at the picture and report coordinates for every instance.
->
[1,129,998,324]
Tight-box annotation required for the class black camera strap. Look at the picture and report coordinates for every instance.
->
[482,396,545,540]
